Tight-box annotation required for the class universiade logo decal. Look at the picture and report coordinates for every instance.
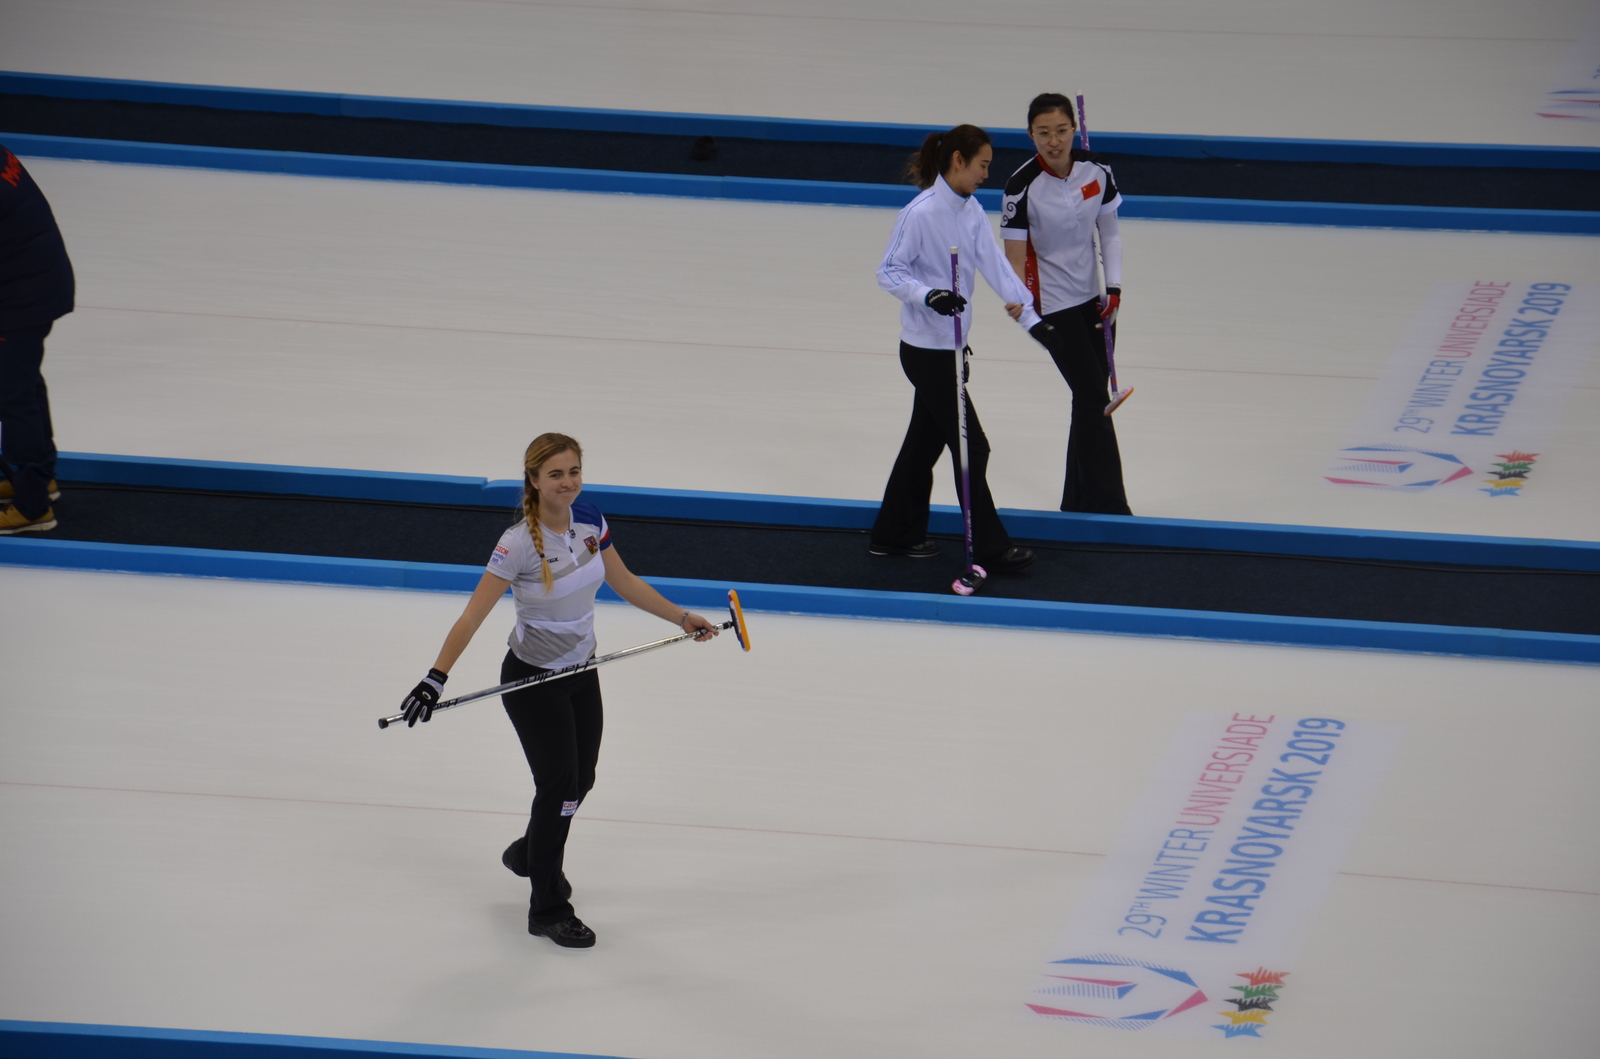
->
[1025,954,1207,1030]
[1326,281,1590,500]
[1325,444,1474,492]
[1539,6,1600,121]
[1025,712,1403,1042]
[1212,967,1290,1038]
[1327,446,1545,498]
[1480,450,1539,498]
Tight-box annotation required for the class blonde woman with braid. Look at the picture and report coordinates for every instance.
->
[399,432,719,948]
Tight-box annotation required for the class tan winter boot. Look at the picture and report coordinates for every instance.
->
[0,504,57,534]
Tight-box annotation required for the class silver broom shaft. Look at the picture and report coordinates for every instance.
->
[378,619,734,729]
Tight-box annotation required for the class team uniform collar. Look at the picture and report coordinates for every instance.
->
[1035,153,1075,180]
[933,174,969,210]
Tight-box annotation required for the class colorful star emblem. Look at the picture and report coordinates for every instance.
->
[1225,997,1274,1012]
[1218,1009,1268,1025]
[1212,1023,1264,1038]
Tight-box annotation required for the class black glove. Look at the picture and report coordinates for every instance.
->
[1029,320,1065,352]
[924,289,968,316]
[402,668,448,727]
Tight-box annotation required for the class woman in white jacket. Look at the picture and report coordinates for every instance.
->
[870,123,1062,572]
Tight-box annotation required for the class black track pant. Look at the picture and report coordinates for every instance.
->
[871,342,1011,562]
[500,650,604,925]
[1042,300,1131,515]
[0,323,57,519]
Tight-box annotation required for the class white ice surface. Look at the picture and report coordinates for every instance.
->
[1,0,1598,147]
[26,156,1600,541]
[1,567,1597,1058]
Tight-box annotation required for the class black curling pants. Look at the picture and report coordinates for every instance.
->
[871,342,1011,562]
[1042,300,1131,515]
[0,324,57,519]
[500,650,604,926]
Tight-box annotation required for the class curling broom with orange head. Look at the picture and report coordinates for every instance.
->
[379,589,752,729]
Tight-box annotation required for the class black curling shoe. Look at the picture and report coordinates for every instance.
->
[529,915,597,948]
[502,839,529,878]
[868,539,940,557]
[984,546,1036,573]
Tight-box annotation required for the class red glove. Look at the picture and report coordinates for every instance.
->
[1099,286,1121,327]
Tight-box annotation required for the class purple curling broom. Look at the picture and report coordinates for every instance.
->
[949,246,987,596]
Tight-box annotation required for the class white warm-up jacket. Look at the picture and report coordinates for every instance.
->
[877,175,1042,350]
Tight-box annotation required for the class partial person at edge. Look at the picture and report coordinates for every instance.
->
[0,143,73,535]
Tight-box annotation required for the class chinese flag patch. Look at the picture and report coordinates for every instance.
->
[1081,179,1101,200]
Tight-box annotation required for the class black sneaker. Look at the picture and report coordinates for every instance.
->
[868,540,940,558]
[982,546,1035,573]
[501,839,528,878]
[529,915,596,948]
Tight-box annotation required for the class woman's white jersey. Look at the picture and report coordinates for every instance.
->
[1000,155,1123,315]
[877,174,1042,349]
[485,501,612,668]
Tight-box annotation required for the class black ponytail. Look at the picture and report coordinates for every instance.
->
[902,124,993,189]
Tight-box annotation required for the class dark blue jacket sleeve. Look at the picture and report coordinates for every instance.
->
[0,145,76,330]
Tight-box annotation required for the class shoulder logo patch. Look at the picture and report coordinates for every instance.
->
[489,544,510,565]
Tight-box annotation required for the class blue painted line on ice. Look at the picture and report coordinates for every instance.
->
[50,453,1600,571]
[1117,194,1600,235]
[2,538,1596,665]
[0,537,487,592]
[592,487,1600,572]
[0,1018,630,1059]
[645,579,1600,665]
[1093,133,1600,170]
[5,71,1598,169]
[8,134,1600,234]
[0,133,925,209]
[54,452,507,507]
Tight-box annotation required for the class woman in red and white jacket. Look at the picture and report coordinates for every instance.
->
[1001,93,1132,515]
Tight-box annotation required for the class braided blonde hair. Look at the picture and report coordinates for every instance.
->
[521,432,583,594]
